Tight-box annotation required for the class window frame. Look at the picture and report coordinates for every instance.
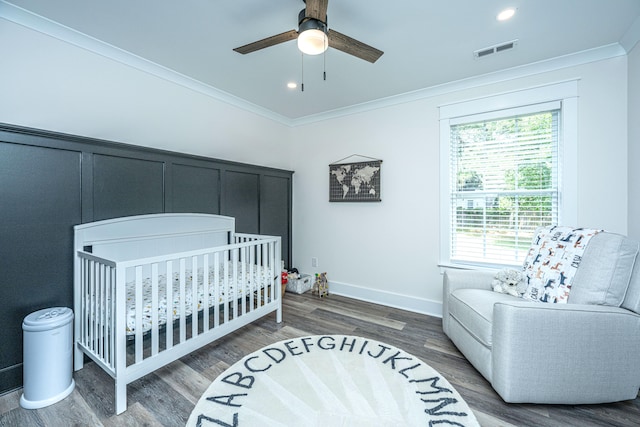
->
[439,81,578,269]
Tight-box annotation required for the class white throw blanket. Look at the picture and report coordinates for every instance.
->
[521,226,601,303]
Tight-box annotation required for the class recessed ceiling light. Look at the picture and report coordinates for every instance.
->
[497,8,516,21]
[287,82,297,89]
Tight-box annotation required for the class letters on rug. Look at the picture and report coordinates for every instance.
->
[187,335,479,426]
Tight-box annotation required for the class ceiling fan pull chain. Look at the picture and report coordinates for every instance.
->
[301,52,305,92]
[323,48,327,81]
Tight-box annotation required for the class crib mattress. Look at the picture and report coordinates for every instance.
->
[125,262,272,335]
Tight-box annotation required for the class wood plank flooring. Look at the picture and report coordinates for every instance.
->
[1,292,639,426]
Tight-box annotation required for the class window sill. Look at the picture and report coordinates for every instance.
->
[437,261,520,275]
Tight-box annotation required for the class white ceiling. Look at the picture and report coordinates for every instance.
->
[4,0,640,123]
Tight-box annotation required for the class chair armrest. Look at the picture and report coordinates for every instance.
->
[492,301,640,403]
[442,269,495,333]
[443,269,495,294]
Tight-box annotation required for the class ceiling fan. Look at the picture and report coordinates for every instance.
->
[233,0,383,63]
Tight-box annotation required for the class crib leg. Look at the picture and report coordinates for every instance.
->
[276,305,282,323]
[115,380,127,414]
[74,344,84,371]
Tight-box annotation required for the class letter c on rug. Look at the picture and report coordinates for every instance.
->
[244,355,270,373]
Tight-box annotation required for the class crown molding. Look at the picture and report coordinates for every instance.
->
[0,1,292,125]
[289,43,626,126]
[620,14,640,53]
[1,0,631,128]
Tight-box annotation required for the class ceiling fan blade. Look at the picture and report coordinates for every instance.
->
[328,29,384,63]
[305,0,328,22]
[233,29,298,54]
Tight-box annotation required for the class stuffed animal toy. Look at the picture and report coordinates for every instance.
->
[287,267,300,280]
[492,268,527,297]
[313,272,329,297]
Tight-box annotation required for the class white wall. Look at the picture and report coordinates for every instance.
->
[628,43,640,239]
[291,57,629,316]
[0,19,292,170]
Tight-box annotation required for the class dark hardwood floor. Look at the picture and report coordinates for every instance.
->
[1,292,639,426]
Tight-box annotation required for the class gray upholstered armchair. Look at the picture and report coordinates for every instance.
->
[442,229,640,404]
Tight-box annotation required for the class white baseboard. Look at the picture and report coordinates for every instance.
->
[327,280,443,318]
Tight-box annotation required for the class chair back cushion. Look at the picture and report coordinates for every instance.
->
[569,232,639,307]
[622,250,640,314]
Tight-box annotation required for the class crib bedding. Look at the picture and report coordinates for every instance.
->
[125,262,272,335]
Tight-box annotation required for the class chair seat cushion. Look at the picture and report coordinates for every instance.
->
[448,289,519,348]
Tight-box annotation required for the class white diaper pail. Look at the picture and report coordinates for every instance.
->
[20,307,75,409]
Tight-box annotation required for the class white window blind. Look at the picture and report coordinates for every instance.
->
[448,106,560,267]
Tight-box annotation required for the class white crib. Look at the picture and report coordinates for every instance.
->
[73,213,282,414]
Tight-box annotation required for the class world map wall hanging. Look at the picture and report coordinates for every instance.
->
[329,156,382,202]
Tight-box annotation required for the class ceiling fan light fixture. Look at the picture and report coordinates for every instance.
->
[497,8,516,21]
[297,19,328,55]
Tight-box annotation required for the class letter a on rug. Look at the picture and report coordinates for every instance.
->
[187,335,479,426]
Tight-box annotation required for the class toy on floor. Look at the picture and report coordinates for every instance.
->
[287,267,300,281]
[313,272,329,297]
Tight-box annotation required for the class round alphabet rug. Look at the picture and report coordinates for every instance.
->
[187,335,479,426]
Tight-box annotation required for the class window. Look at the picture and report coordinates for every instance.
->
[439,82,578,268]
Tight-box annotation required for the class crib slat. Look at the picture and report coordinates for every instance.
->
[240,247,247,315]
[109,265,115,367]
[114,265,127,376]
[135,266,143,364]
[232,249,238,318]
[269,242,274,303]
[166,261,173,350]
[98,263,105,359]
[94,263,99,356]
[179,258,186,343]
[256,245,262,307]
[214,252,220,329]
[80,258,87,347]
[272,241,279,303]
[100,262,106,363]
[262,243,269,304]
[90,260,96,353]
[151,263,159,356]
[248,244,255,311]
[191,256,198,339]
[102,263,108,360]
[203,254,210,332]
[223,251,229,324]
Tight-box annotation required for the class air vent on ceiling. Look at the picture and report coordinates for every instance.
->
[473,39,518,59]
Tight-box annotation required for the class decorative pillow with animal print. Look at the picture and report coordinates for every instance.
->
[521,226,602,303]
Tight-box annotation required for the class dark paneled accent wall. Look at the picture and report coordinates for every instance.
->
[224,171,260,234]
[260,174,292,268]
[0,124,293,394]
[93,154,166,220]
[172,163,221,214]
